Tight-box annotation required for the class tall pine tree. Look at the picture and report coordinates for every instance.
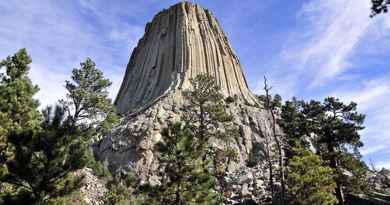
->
[0,49,43,203]
[141,74,239,204]
[280,97,367,205]
[0,49,41,164]
[0,55,117,204]
[61,58,117,134]
[183,74,239,202]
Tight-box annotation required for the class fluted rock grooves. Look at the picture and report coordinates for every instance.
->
[98,2,276,202]
[115,2,256,114]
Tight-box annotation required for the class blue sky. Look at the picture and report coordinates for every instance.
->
[0,0,389,169]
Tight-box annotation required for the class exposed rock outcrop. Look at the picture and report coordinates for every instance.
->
[369,169,390,195]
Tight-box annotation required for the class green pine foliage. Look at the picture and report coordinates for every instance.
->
[0,48,41,133]
[287,146,338,205]
[62,58,118,179]
[183,74,239,201]
[60,58,118,142]
[0,103,88,204]
[147,122,219,205]
[0,52,118,204]
[279,98,308,159]
[0,49,41,164]
[139,75,239,204]
[104,172,138,205]
[371,0,390,16]
[60,58,119,179]
[281,97,369,204]
[0,49,43,204]
[312,97,366,203]
[338,152,370,195]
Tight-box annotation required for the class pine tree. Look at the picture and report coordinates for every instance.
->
[0,49,43,203]
[141,74,239,204]
[279,98,308,159]
[338,152,369,195]
[60,58,119,177]
[145,122,219,205]
[0,55,118,204]
[312,97,365,205]
[183,74,238,202]
[287,146,338,205]
[280,97,367,205]
[0,49,41,164]
[60,58,118,142]
[1,105,88,204]
[371,0,390,16]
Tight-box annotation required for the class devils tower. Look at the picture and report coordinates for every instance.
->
[98,2,276,201]
[115,2,257,114]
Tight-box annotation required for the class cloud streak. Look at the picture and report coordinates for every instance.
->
[268,0,390,93]
[0,0,143,107]
[297,0,372,87]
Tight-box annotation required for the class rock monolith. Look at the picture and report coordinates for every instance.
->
[114,2,257,114]
[98,2,277,203]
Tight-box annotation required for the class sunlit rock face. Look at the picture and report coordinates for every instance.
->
[114,2,256,114]
[98,2,277,203]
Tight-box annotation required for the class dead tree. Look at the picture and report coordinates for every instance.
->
[263,76,285,205]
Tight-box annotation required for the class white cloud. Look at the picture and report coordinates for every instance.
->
[331,77,390,111]
[254,0,390,98]
[29,63,68,108]
[376,161,390,169]
[297,0,371,87]
[0,0,142,107]
[361,144,387,156]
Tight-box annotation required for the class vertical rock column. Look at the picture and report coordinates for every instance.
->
[115,2,256,114]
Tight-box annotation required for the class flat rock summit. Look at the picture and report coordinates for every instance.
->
[98,2,276,202]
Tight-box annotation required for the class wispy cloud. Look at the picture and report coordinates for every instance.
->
[296,0,372,87]
[361,144,387,156]
[0,0,143,107]
[272,0,390,90]
[376,161,390,169]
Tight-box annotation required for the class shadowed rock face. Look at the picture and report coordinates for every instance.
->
[115,2,256,114]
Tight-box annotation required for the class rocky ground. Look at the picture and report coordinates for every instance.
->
[75,168,107,205]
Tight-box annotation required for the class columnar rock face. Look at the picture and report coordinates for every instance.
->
[115,2,256,114]
[98,2,276,203]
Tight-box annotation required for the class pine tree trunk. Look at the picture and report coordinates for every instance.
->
[335,182,344,205]
[327,143,344,205]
